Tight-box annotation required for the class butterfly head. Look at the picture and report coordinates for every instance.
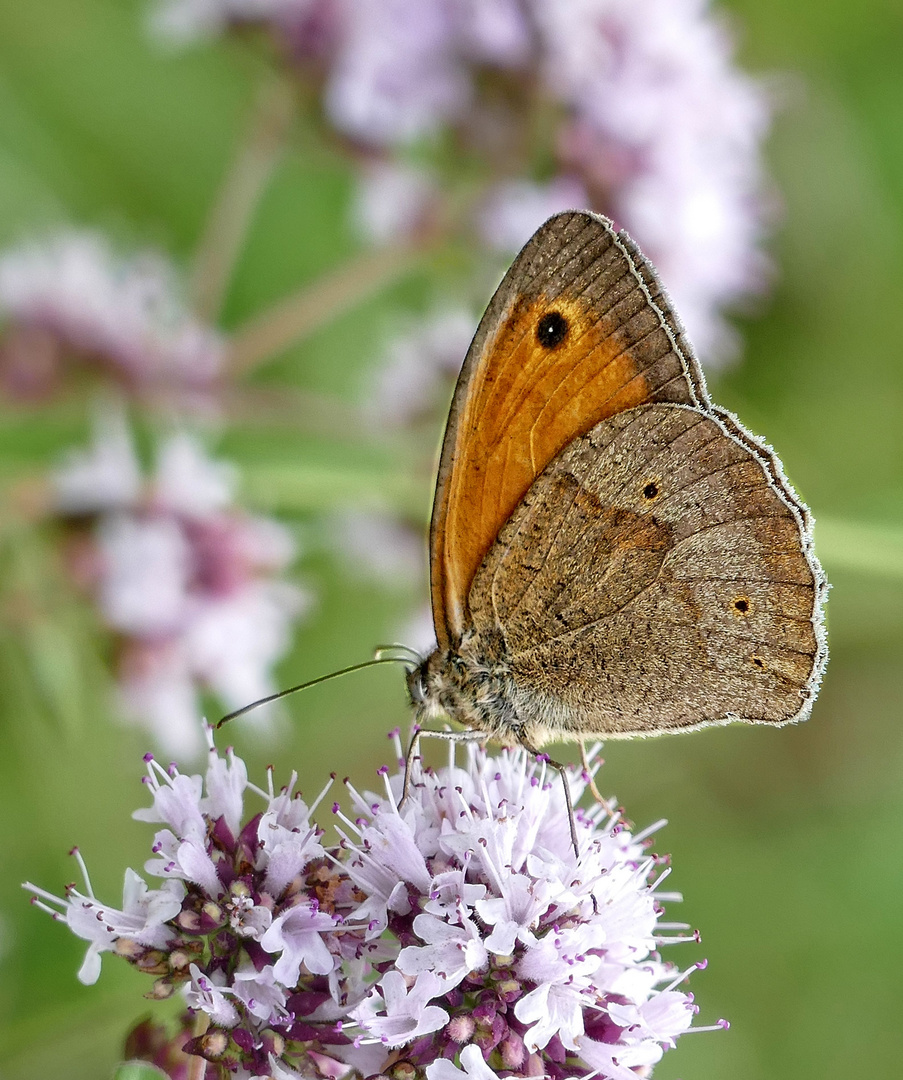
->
[405,634,538,749]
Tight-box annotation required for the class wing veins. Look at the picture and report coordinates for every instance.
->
[510,603,815,660]
[486,477,581,627]
[528,318,668,450]
[666,511,791,551]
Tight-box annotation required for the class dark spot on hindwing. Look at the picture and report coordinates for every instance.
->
[536,310,569,349]
[733,596,750,614]
[642,481,659,500]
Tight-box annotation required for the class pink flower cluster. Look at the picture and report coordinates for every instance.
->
[152,0,771,363]
[53,412,308,755]
[0,230,222,402]
[27,729,721,1080]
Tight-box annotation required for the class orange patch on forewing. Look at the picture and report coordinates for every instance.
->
[439,293,651,625]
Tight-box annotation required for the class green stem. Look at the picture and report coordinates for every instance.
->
[224,242,425,376]
[191,73,295,323]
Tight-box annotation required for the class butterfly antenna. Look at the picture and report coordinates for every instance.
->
[374,643,423,665]
[216,655,410,728]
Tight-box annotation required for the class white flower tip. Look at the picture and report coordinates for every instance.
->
[77,949,103,985]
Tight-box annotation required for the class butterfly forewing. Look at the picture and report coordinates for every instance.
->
[430,211,710,649]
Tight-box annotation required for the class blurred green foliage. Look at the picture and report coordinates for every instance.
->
[0,1,901,1079]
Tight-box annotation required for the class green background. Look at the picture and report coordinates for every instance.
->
[1,1,902,1078]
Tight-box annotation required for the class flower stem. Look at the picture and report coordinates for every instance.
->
[191,73,295,322]
[224,242,425,376]
[186,1012,210,1080]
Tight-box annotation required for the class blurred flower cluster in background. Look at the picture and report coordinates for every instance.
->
[154,0,772,362]
[2,0,902,1078]
[54,412,306,754]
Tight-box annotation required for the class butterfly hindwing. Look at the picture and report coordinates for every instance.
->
[467,403,825,737]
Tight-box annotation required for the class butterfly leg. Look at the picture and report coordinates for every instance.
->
[519,740,580,861]
[398,727,488,812]
[399,728,423,809]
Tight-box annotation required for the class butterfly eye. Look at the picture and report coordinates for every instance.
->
[406,665,427,705]
[536,310,569,348]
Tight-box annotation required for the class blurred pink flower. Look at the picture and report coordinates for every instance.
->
[0,230,222,402]
[365,306,476,428]
[54,411,309,754]
[533,0,772,360]
[151,0,341,56]
[352,161,438,245]
[477,175,593,253]
[329,509,426,585]
[153,0,772,365]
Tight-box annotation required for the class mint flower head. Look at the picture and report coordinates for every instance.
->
[335,735,719,1080]
[25,725,361,1078]
[26,728,723,1079]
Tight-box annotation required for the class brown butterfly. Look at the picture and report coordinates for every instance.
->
[405,210,827,810]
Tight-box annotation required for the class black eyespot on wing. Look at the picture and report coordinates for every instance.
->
[733,597,750,614]
[642,482,659,499]
[536,311,568,348]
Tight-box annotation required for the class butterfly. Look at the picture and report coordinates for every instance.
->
[404,211,827,817]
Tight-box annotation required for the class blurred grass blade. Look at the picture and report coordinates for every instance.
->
[225,243,424,375]
[0,504,109,734]
[242,459,423,516]
[20,619,88,733]
[816,517,903,578]
[191,73,295,322]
